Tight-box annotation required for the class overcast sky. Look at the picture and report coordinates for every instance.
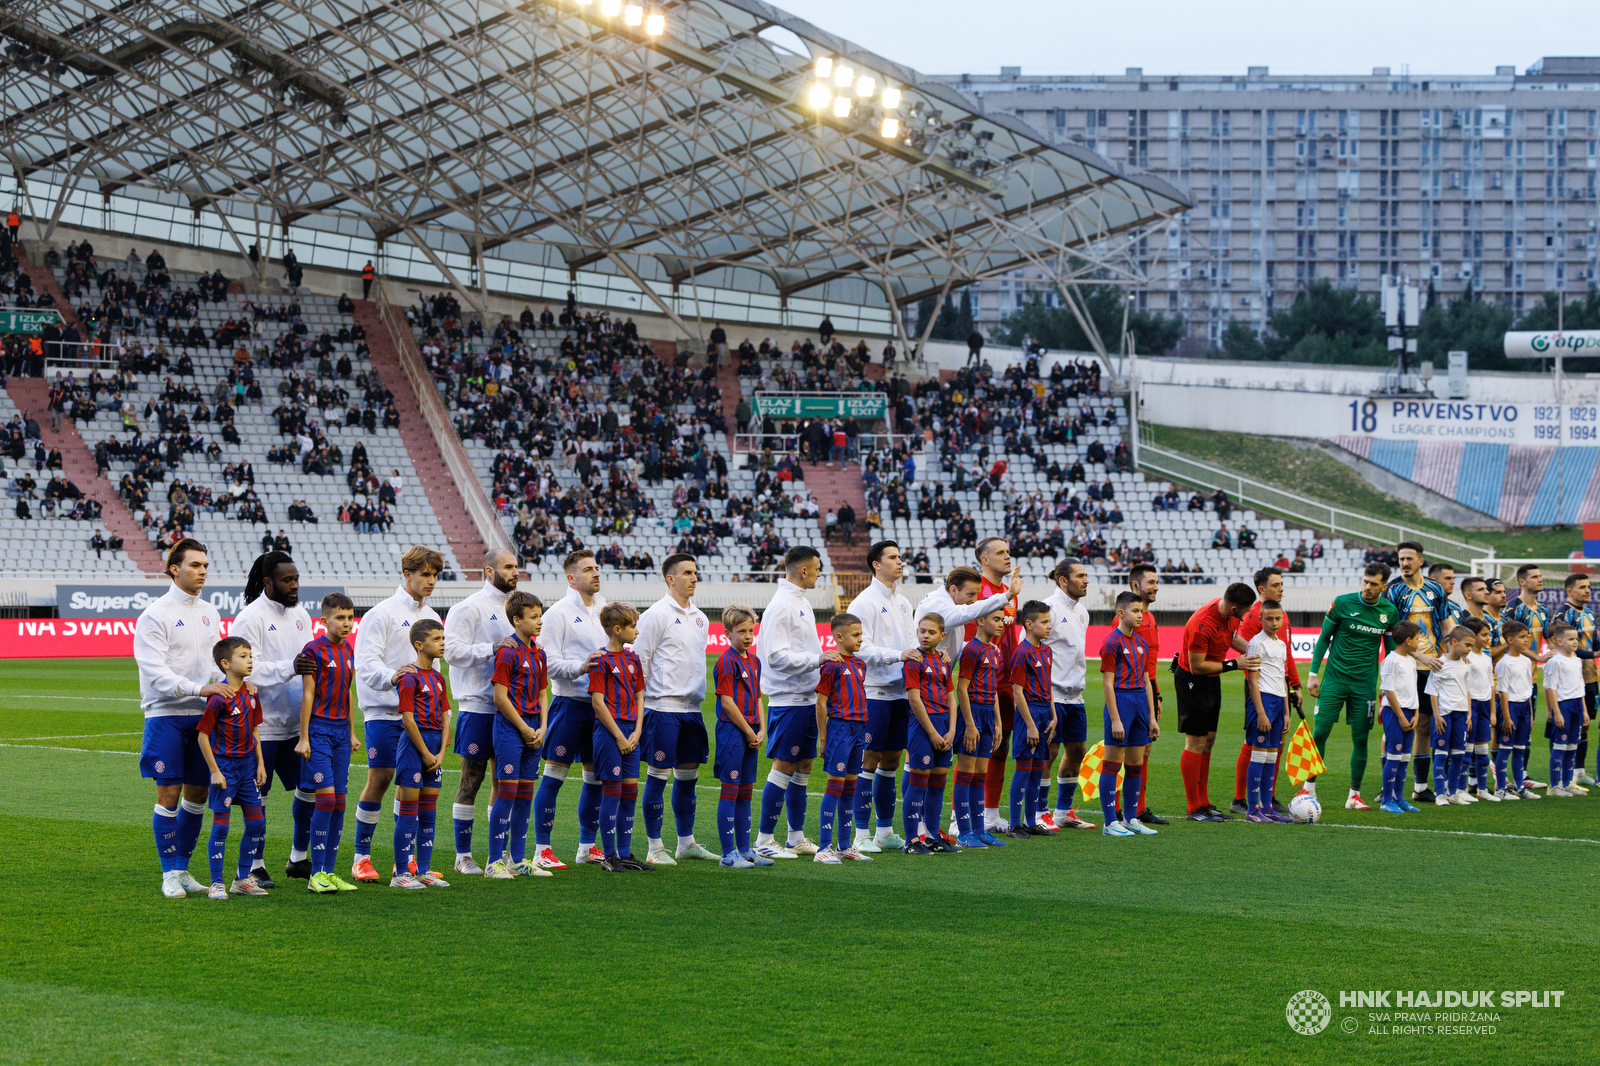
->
[773,0,1600,78]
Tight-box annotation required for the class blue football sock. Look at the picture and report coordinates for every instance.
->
[618,783,638,858]
[1493,747,1510,790]
[534,767,565,847]
[354,799,381,855]
[1009,760,1029,827]
[873,768,897,830]
[208,812,230,884]
[578,774,602,847]
[735,785,753,853]
[489,783,514,864]
[903,772,926,842]
[1563,745,1577,787]
[291,791,315,855]
[785,773,810,834]
[853,771,874,832]
[926,773,947,836]
[329,796,346,869]
[393,803,417,872]
[1433,751,1450,792]
[153,804,180,873]
[1246,760,1262,811]
[452,801,474,856]
[759,769,789,836]
[1512,746,1527,788]
[416,796,437,873]
[642,771,669,842]
[1056,779,1076,814]
[967,776,986,832]
[310,794,336,873]
[1475,752,1490,792]
[1099,763,1121,824]
[672,772,698,840]
[1121,767,1142,824]
[599,788,620,855]
[952,771,971,835]
[176,799,205,864]
[240,807,265,880]
[509,785,534,865]
[1036,770,1050,820]
[717,782,738,857]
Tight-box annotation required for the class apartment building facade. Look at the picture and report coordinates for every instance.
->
[930,58,1600,350]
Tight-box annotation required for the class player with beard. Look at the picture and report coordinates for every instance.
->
[1128,563,1170,826]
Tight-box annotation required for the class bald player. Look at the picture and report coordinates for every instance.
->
[968,537,1020,832]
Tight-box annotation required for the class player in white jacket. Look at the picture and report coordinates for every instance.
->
[230,551,314,884]
[133,538,232,898]
[441,549,520,875]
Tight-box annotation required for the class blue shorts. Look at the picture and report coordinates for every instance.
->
[1380,707,1415,756]
[302,718,353,792]
[1468,699,1493,745]
[1012,701,1053,758]
[1552,697,1585,745]
[592,723,642,782]
[363,719,403,769]
[1505,699,1533,747]
[1248,692,1287,750]
[139,714,208,785]
[453,711,496,761]
[1431,710,1468,753]
[766,704,818,762]
[865,698,911,753]
[713,719,760,783]
[1106,689,1150,749]
[207,752,263,813]
[257,737,302,794]
[493,713,542,781]
[907,711,954,771]
[543,695,595,766]
[822,718,868,777]
[395,728,445,789]
[643,711,710,769]
[1054,702,1088,745]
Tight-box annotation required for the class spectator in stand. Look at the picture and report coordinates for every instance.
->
[837,502,855,544]
[1211,489,1233,521]
[1085,439,1107,465]
[1237,524,1257,550]
[1211,524,1232,550]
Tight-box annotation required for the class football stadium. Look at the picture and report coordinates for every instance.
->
[0,1,1593,1063]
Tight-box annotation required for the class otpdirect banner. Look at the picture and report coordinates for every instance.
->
[3,619,1317,661]
[56,583,347,620]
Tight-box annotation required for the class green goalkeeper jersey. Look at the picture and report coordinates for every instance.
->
[1310,591,1400,691]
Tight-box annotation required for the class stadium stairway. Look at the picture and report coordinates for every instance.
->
[801,461,869,574]
[15,247,87,336]
[357,299,490,569]
[4,376,166,573]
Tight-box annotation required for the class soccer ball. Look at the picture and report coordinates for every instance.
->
[1288,793,1322,824]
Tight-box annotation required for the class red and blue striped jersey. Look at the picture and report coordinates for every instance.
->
[491,636,547,717]
[1101,628,1150,690]
[816,656,868,721]
[904,654,953,716]
[398,668,449,731]
[960,638,1004,706]
[198,686,262,758]
[1010,640,1054,704]
[589,648,644,723]
[714,647,762,725]
[301,635,354,721]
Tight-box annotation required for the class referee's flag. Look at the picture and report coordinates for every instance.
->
[1284,720,1326,785]
[1076,741,1125,801]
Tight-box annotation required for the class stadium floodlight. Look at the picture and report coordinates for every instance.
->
[833,64,853,88]
[807,82,831,109]
[600,0,621,16]
[832,95,851,118]
[814,56,833,79]
[881,117,899,139]
[623,3,643,26]
[645,10,664,35]
[881,86,901,109]
[855,76,874,98]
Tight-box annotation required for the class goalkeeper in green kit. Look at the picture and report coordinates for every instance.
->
[1305,563,1400,809]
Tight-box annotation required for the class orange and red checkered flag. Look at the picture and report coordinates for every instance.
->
[1284,720,1326,785]
[1076,740,1125,801]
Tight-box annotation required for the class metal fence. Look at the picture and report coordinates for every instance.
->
[1137,442,1494,567]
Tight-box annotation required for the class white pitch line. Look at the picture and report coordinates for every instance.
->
[0,742,137,756]
[6,731,142,741]
[0,693,142,702]
[1315,821,1600,846]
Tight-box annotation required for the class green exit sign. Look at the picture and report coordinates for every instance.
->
[0,309,63,333]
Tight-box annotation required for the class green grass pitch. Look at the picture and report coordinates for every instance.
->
[1,657,1594,1065]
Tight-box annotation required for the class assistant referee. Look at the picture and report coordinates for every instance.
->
[1173,583,1260,822]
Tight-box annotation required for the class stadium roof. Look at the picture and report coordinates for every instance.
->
[0,0,1190,325]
